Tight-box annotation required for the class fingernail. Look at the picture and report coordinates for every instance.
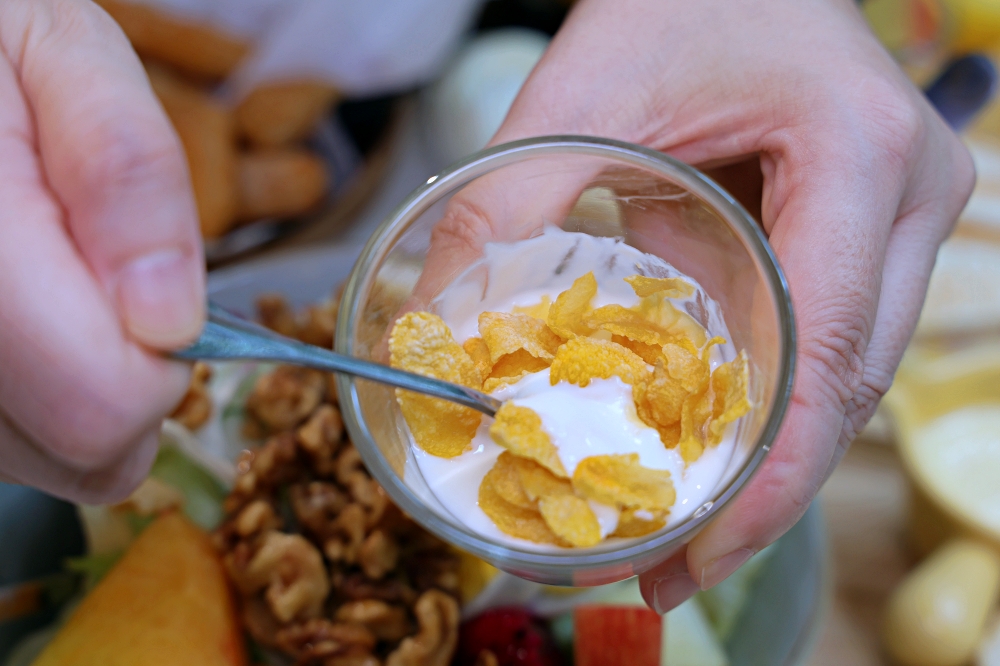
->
[117,249,203,347]
[700,548,755,590]
[651,573,699,614]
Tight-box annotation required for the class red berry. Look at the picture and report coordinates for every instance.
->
[456,607,563,666]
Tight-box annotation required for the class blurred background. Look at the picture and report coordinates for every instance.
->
[3,0,1000,664]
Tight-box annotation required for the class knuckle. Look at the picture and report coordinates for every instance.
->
[799,304,871,406]
[951,139,977,209]
[841,355,895,443]
[83,119,186,195]
[841,382,885,443]
[430,197,495,255]
[858,80,924,165]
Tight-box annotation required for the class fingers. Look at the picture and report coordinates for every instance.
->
[2,0,204,350]
[638,548,697,615]
[0,409,160,504]
[829,121,975,473]
[0,0,193,502]
[678,103,953,602]
[408,155,601,310]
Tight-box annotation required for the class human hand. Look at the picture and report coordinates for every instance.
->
[424,0,975,610]
[0,0,204,503]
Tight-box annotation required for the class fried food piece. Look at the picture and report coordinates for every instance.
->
[547,272,597,339]
[236,149,329,222]
[489,404,567,477]
[549,337,647,388]
[538,494,601,547]
[96,0,248,79]
[389,313,482,458]
[573,454,675,512]
[236,82,340,147]
[148,66,237,238]
[478,312,562,363]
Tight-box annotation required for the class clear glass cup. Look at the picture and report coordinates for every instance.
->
[336,136,795,586]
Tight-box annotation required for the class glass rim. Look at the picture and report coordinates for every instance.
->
[336,135,796,578]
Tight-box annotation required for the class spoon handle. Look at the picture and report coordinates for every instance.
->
[171,303,501,417]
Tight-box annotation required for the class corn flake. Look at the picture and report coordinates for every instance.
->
[547,272,597,339]
[538,494,602,547]
[625,275,695,299]
[511,455,574,501]
[611,334,662,365]
[489,404,567,477]
[483,452,535,510]
[482,349,551,392]
[490,349,550,379]
[463,337,492,386]
[549,337,647,388]
[480,311,562,363]
[633,363,686,429]
[632,294,707,347]
[390,312,482,457]
[585,304,689,349]
[611,508,667,538]
[709,350,751,444]
[572,454,675,512]
[662,342,710,394]
[512,295,552,321]
[479,476,564,545]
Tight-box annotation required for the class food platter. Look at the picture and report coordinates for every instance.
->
[0,243,829,665]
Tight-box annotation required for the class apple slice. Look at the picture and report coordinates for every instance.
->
[574,605,662,666]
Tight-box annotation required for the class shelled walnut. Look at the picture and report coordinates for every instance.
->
[215,298,461,666]
[169,361,213,430]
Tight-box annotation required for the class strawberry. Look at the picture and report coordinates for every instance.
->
[456,607,563,666]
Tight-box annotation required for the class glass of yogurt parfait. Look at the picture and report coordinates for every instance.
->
[337,136,795,586]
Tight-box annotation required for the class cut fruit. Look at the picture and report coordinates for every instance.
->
[574,605,661,666]
[31,513,245,666]
[456,607,562,666]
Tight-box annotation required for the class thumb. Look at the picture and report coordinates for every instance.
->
[5,0,204,349]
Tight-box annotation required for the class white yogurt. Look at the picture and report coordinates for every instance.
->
[408,227,742,549]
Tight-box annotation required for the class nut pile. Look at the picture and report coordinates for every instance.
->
[214,294,461,666]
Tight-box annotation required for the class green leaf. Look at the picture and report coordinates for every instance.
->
[65,552,122,591]
[150,445,227,530]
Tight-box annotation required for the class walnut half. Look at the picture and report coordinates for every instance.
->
[385,590,459,666]
[235,531,330,623]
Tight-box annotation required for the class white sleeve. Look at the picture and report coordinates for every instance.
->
[128,0,485,98]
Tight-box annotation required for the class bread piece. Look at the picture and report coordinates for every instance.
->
[236,149,328,221]
[236,82,339,147]
[95,0,248,80]
[149,66,238,238]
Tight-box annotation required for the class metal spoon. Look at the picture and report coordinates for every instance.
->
[171,303,502,417]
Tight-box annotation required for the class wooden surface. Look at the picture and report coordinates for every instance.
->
[808,433,914,665]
